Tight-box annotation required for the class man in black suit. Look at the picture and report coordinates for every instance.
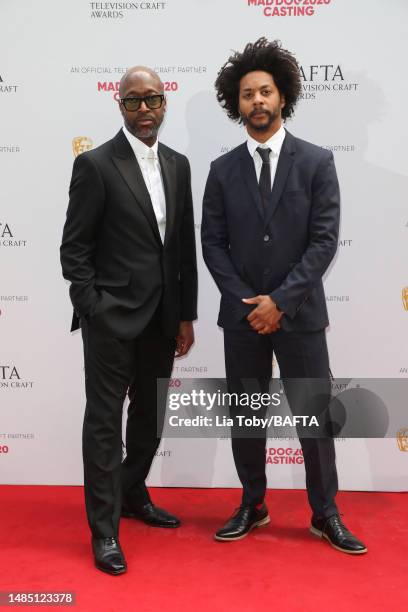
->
[61,66,197,574]
[201,39,366,554]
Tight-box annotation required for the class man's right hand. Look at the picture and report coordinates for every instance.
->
[242,295,283,334]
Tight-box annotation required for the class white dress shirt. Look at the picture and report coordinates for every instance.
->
[122,125,166,242]
[247,124,286,189]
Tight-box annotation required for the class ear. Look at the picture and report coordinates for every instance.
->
[280,94,286,109]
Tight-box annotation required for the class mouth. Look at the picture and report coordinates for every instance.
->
[251,111,268,118]
[136,119,155,127]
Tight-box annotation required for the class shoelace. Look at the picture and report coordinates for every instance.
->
[230,505,256,520]
[324,514,350,537]
[105,537,117,547]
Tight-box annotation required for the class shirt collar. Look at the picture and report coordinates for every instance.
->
[122,125,159,159]
[247,124,286,159]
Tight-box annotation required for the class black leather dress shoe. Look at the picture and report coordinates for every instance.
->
[92,537,127,575]
[310,514,367,554]
[214,504,270,541]
[122,502,180,528]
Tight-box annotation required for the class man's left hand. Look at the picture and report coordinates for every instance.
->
[175,321,195,357]
[242,295,283,335]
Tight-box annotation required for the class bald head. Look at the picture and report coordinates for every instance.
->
[118,65,166,147]
[119,66,163,97]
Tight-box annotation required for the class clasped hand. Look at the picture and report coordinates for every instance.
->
[242,295,283,335]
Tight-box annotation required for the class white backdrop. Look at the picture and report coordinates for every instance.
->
[1,0,407,490]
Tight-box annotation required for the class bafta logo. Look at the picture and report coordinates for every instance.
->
[72,136,93,158]
[402,287,408,311]
[397,428,408,452]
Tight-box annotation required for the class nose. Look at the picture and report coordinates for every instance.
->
[253,91,264,106]
[138,100,149,112]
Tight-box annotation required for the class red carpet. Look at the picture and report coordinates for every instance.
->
[1,487,406,611]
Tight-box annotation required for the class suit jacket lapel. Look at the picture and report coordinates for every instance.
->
[238,144,264,221]
[111,130,162,245]
[264,130,296,226]
[158,144,177,248]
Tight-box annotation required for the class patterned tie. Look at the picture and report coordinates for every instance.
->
[256,147,271,209]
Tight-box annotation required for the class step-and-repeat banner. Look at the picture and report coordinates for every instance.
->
[1,0,407,490]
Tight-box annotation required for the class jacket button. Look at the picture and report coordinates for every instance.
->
[263,235,270,242]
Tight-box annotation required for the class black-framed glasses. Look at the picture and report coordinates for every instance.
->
[120,94,165,112]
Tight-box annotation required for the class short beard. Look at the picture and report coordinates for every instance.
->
[133,125,159,140]
[241,110,276,132]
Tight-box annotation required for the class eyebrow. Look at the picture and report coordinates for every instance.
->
[241,84,273,92]
[123,88,162,96]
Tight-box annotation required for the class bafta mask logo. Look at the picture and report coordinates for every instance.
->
[72,136,93,158]
[402,287,408,311]
[397,428,408,452]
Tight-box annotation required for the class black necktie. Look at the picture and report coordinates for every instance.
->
[256,147,271,209]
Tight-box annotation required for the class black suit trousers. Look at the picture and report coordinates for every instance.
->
[224,328,338,519]
[81,309,175,538]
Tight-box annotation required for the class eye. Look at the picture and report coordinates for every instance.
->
[261,89,272,96]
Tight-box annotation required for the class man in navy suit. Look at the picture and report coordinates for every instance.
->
[201,38,366,554]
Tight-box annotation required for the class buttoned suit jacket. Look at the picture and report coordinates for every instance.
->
[61,129,197,339]
[201,130,340,332]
